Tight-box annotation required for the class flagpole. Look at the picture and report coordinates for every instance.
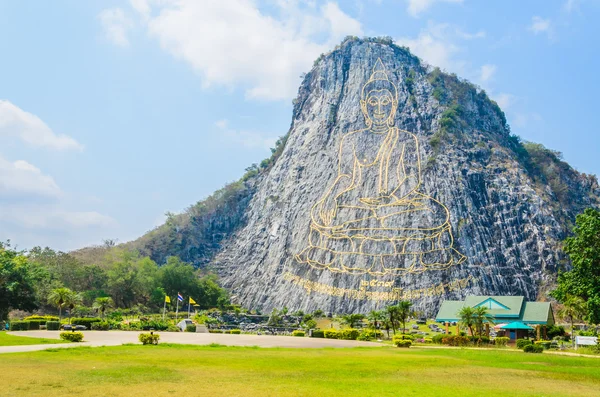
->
[162,298,167,321]
[176,296,179,322]
[188,298,191,319]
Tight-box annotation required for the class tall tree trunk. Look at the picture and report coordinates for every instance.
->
[58,306,62,322]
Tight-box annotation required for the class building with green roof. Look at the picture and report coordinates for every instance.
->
[435,296,555,340]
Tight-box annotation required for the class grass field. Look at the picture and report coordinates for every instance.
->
[0,332,66,346]
[1,344,599,397]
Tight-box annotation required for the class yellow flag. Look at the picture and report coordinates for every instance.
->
[189,297,197,305]
[165,295,171,303]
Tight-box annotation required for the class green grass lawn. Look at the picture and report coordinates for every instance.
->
[1,344,599,397]
[0,332,66,346]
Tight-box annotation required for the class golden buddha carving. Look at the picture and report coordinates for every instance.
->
[295,59,466,275]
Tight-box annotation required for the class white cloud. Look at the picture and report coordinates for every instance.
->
[405,0,464,18]
[0,155,61,198]
[115,0,362,100]
[396,23,484,74]
[98,7,134,47]
[514,112,543,128]
[0,100,83,151]
[479,64,497,83]
[215,119,277,149]
[529,16,551,36]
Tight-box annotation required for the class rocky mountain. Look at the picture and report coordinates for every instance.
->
[116,37,599,315]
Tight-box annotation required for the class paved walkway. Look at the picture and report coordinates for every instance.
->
[0,331,381,354]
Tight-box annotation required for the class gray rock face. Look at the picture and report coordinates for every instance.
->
[211,39,599,315]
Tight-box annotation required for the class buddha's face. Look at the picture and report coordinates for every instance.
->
[361,89,395,127]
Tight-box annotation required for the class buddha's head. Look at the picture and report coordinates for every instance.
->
[361,59,398,128]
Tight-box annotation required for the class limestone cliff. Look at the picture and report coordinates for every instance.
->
[125,38,599,315]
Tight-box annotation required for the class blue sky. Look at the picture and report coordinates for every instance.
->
[0,0,598,251]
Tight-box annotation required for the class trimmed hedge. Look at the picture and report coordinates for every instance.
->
[494,337,510,347]
[394,339,412,348]
[46,321,60,331]
[292,330,305,337]
[209,329,224,334]
[339,329,360,340]
[186,324,196,332]
[91,322,110,331]
[517,339,533,349]
[524,344,544,353]
[324,329,339,339]
[441,336,470,346]
[357,330,383,341]
[70,317,102,330]
[27,321,41,330]
[139,333,160,345]
[534,341,551,349]
[140,320,169,331]
[230,329,241,335]
[9,321,29,331]
[24,315,59,325]
[60,331,84,342]
[310,330,325,338]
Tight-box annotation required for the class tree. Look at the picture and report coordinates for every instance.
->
[558,296,587,344]
[65,291,82,324]
[458,306,475,336]
[551,208,600,324]
[473,306,494,338]
[340,313,365,328]
[93,297,114,320]
[396,301,413,333]
[386,305,400,334]
[0,242,37,320]
[47,287,74,322]
[367,310,385,330]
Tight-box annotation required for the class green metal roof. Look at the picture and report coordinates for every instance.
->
[500,321,533,330]
[435,296,554,326]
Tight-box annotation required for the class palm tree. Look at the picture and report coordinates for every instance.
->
[93,297,114,320]
[458,306,475,336]
[397,301,413,334]
[65,291,82,324]
[367,310,385,330]
[558,296,587,345]
[47,287,73,322]
[340,313,365,328]
[473,306,494,339]
[386,305,400,334]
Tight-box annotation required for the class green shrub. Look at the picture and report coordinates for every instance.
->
[166,325,179,332]
[230,329,241,335]
[324,329,339,339]
[517,339,533,349]
[423,337,433,343]
[494,337,510,347]
[186,324,197,333]
[524,344,544,353]
[139,333,160,345]
[394,339,412,348]
[292,330,305,337]
[60,331,84,342]
[24,315,59,325]
[9,321,29,331]
[91,321,110,331]
[432,334,444,344]
[70,317,102,330]
[442,335,470,346]
[310,330,324,338]
[534,341,551,349]
[46,321,60,331]
[209,329,224,334]
[27,321,41,330]
[139,320,169,331]
[339,328,360,340]
[357,330,383,341]
[469,335,490,345]
[395,334,415,341]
